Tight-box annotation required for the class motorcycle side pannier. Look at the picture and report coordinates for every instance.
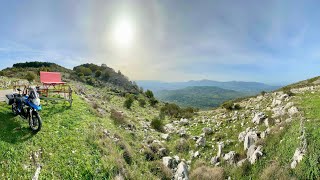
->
[5,94,14,105]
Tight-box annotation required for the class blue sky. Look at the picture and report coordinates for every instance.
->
[0,0,319,85]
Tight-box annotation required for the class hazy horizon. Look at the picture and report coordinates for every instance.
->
[0,0,319,85]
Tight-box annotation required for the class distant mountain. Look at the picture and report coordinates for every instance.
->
[157,86,248,109]
[137,80,281,94]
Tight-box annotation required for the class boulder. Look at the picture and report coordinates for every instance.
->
[238,131,246,142]
[196,136,206,147]
[160,133,170,141]
[163,156,174,169]
[179,118,189,126]
[244,132,258,150]
[223,151,236,164]
[288,106,299,116]
[252,112,266,124]
[247,145,263,164]
[164,123,176,133]
[210,156,219,165]
[178,128,187,137]
[202,127,213,135]
[291,148,305,169]
[217,142,224,157]
[192,151,200,158]
[175,162,189,180]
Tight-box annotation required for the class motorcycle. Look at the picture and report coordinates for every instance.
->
[7,87,42,132]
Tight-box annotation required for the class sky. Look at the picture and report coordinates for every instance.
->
[0,0,319,85]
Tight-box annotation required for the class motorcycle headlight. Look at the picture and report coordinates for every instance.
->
[32,98,41,106]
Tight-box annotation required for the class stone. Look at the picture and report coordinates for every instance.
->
[193,151,200,158]
[223,151,236,164]
[237,159,247,167]
[178,128,187,137]
[163,156,173,168]
[202,127,213,135]
[159,148,169,157]
[179,118,189,126]
[210,156,219,165]
[288,106,299,116]
[160,133,170,141]
[196,136,206,147]
[164,123,176,133]
[291,148,305,169]
[217,142,224,157]
[238,131,246,142]
[252,112,266,124]
[174,162,189,180]
[247,145,263,164]
[244,131,258,150]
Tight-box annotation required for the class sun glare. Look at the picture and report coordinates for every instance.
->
[112,19,135,48]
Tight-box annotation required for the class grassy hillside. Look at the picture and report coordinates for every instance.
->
[157,86,248,109]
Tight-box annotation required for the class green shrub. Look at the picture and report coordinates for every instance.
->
[95,70,102,77]
[138,98,146,107]
[25,72,37,82]
[261,91,267,96]
[110,109,126,125]
[103,71,110,80]
[222,101,241,110]
[149,97,158,107]
[124,95,134,109]
[151,117,164,132]
[0,71,4,76]
[175,138,190,153]
[283,89,295,96]
[145,90,154,98]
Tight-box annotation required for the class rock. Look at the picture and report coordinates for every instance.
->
[244,132,258,150]
[164,123,176,133]
[163,156,174,169]
[178,127,187,137]
[217,142,224,157]
[193,151,200,158]
[272,99,282,107]
[160,133,170,141]
[202,127,213,135]
[247,145,263,164]
[159,148,169,157]
[291,148,305,169]
[196,136,206,147]
[174,162,189,180]
[210,156,219,165]
[237,159,247,167]
[223,151,236,164]
[32,165,41,180]
[264,118,269,127]
[288,106,299,116]
[238,131,246,142]
[284,102,294,110]
[252,112,266,124]
[179,118,189,126]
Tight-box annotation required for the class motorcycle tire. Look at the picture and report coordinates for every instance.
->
[29,111,42,132]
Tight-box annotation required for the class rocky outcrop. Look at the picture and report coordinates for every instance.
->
[244,131,258,150]
[247,145,263,164]
[252,112,266,124]
[223,151,236,164]
[196,136,206,147]
[174,161,189,180]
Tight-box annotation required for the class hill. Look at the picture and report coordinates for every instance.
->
[157,86,247,109]
[137,79,280,93]
[1,63,320,179]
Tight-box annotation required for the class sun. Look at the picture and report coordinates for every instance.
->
[112,18,135,48]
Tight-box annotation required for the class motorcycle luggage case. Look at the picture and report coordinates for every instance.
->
[5,94,14,105]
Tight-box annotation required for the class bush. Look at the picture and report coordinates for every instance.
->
[110,109,126,125]
[190,166,225,180]
[149,97,158,107]
[124,95,134,109]
[222,101,241,111]
[103,71,110,80]
[145,90,154,98]
[160,103,181,117]
[138,98,146,107]
[25,72,37,82]
[151,117,164,132]
[0,71,4,76]
[95,70,102,77]
[261,91,267,96]
[175,138,190,153]
[283,89,295,96]
[150,161,173,180]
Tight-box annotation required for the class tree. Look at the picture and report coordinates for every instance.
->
[95,70,102,77]
[145,90,154,98]
[103,71,110,80]
[25,72,37,82]
[138,98,146,107]
[124,94,134,109]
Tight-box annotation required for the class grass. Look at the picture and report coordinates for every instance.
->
[0,93,159,179]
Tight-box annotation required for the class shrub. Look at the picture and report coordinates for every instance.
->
[160,103,181,117]
[103,71,110,80]
[145,89,154,98]
[190,166,225,180]
[0,71,4,76]
[222,101,241,111]
[149,97,158,107]
[95,70,102,77]
[151,117,164,132]
[150,161,173,180]
[261,91,267,96]
[138,98,146,107]
[175,138,190,153]
[25,72,37,82]
[110,109,126,125]
[283,89,295,96]
[124,95,134,109]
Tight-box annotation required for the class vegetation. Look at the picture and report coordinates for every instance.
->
[157,86,248,109]
[138,98,146,107]
[151,117,164,132]
[25,72,37,82]
[124,94,134,109]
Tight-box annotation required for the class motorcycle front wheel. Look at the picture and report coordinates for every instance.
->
[29,111,42,133]
[12,104,18,116]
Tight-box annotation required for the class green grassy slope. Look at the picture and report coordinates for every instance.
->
[0,93,160,179]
